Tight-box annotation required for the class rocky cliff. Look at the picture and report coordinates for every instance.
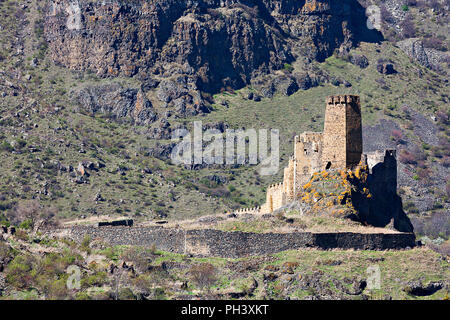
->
[44,0,382,94]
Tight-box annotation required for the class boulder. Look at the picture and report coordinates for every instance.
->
[377,62,397,75]
[77,163,86,176]
[403,280,444,296]
[350,54,369,69]
[274,76,299,96]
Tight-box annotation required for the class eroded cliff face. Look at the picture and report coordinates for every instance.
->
[44,0,381,93]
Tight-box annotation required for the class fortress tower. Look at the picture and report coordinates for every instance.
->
[322,95,362,170]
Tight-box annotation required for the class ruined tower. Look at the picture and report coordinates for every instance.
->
[322,95,362,170]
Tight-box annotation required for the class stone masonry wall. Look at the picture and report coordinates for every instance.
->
[260,183,286,214]
[62,226,416,258]
[245,95,364,215]
[283,158,295,201]
[322,95,362,170]
[293,132,324,191]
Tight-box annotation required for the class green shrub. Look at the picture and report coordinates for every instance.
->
[404,201,419,214]
[0,241,12,262]
[15,139,27,149]
[75,291,92,300]
[6,254,36,289]
[0,141,14,152]
[189,263,217,290]
[118,287,136,300]
[19,219,33,230]
[58,250,83,268]
[422,143,431,150]
[102,246,121,261]
[45,278,70,300]
[81,272,108,289]
[15,229,29,241]
[153,287,166,300]
[81,235,91,254]
[283,63,294,73]
[0,213,10,227]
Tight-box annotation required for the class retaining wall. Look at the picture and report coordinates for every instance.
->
[63,226,416,258]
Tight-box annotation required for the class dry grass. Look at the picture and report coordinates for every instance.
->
[215,214,401,234]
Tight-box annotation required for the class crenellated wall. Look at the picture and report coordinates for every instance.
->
[283,157,295,201]
[260,182,286,214]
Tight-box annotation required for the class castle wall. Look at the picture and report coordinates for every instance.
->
[364,150,398,195]
[322,96,348,170]
[345,96,363,167]
[260,183,286,214]
[293,132,323,191]
[283,158,295,201]
[357,150,413,232]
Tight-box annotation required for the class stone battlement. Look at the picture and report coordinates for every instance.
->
[295,131,323,143]
[234,207,261,215]
[268,182,284,189]
[326,95,360,105]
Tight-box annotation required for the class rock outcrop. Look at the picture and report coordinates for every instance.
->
[397,38,449,71]
[71,83,157,125]
[44,0,382,94]
[397,38,432,69]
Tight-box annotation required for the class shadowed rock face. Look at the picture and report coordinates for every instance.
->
[351,152,414,233]
[44,0,382,93]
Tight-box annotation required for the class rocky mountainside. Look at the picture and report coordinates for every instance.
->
[44,0,381,92]
[43,0,385,120]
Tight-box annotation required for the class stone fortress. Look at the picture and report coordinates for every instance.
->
[234,95,397,215]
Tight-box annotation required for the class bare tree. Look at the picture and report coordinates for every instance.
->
[189,263,217,292]
[7,200,58,232]
[111,267,126,300]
